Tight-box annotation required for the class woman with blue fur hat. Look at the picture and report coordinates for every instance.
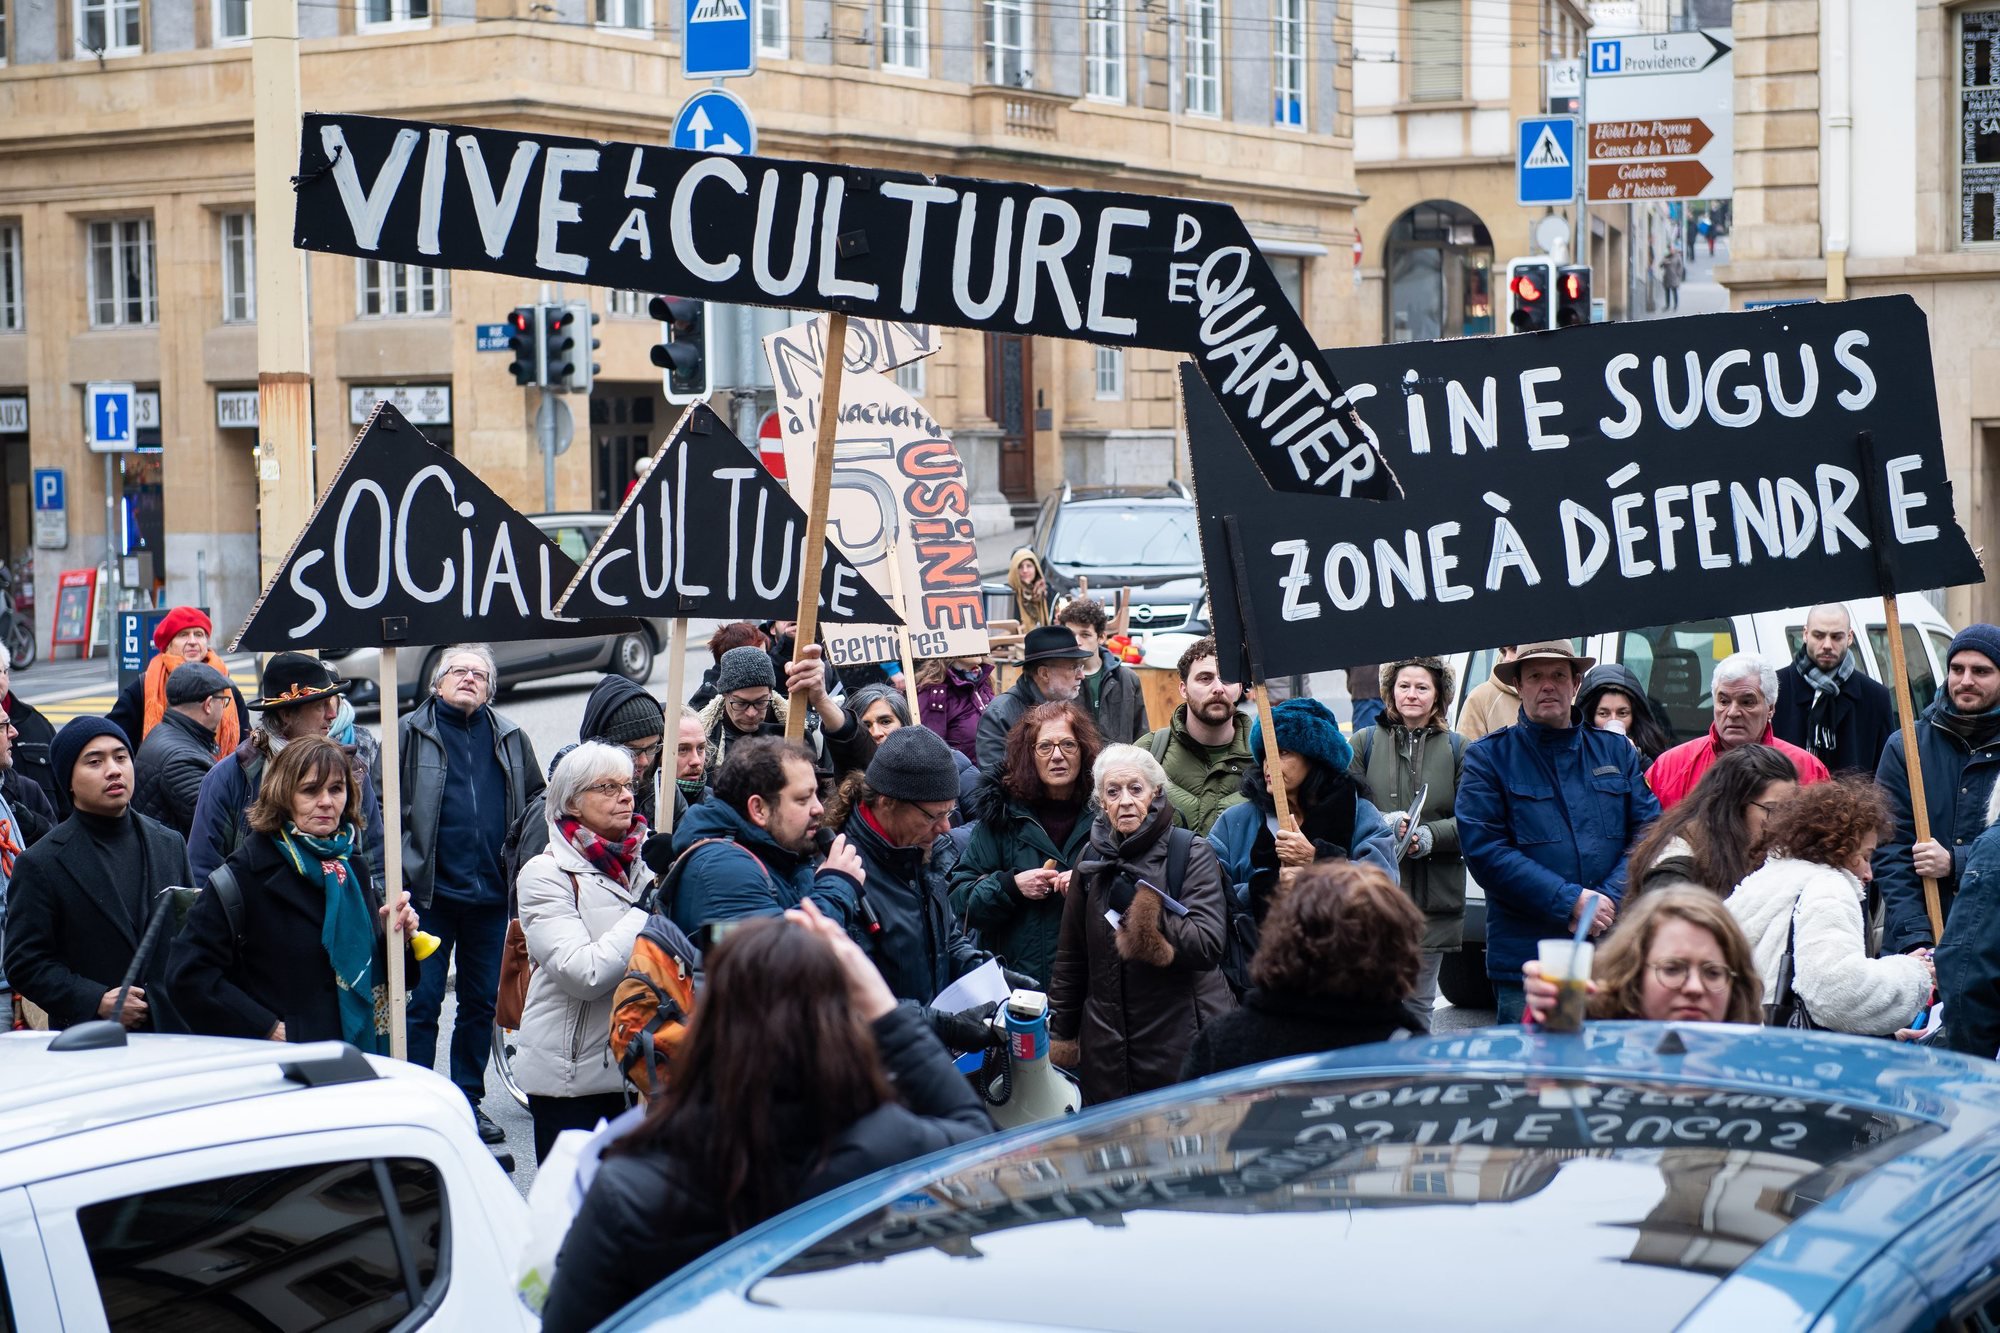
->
[1207,697,1399,945]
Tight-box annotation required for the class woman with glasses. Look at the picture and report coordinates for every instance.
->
[1726,777,1934,1036]
[848,683,978,816]
[950,702,1104,987]
[1521,885,1763,1025]
[514,742,655,1162]
[1627,744,1797,900]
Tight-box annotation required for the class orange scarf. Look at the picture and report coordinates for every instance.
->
[141,649,241,757]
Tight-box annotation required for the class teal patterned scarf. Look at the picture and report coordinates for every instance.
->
[277,822,382,1053]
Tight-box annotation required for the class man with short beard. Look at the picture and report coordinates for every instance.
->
[975,626,1093,771]
[1137,636,1250,835]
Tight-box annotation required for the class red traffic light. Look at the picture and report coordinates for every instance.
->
[1511,274,1544,303]
[1562,272,1584,300]
[507,309,532,332]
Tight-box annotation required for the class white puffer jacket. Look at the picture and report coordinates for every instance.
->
[513,829,651,1099]
[1727,857,1931,1037]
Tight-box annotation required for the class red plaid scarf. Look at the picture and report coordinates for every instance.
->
[0,814,16,878]
[558,813,648,886]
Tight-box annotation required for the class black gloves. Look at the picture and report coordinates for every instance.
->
[928,1000,1001,1052]
[1105,872,1140,916]
[999,966,1040,993]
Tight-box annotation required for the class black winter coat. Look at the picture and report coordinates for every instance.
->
[6,694,63,818]
[947,777,1093,986]
[843,807,987,1006]
[133,708,219,836]
[538,1003,993,1333]
[107,672,250,754]
[1180,990,1414,1080]
[1772,660,1895,777]
[2,812,191,1029]
[1,770,53,845]
[165,830,413,1043]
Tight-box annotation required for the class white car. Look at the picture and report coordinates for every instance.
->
[0,1026,533,1331]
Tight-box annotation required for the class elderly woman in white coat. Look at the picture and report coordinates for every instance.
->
[1727,777,1933,1037]
[516,741,654,1162]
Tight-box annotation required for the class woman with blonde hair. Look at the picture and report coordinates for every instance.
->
[1522,885,1763,1025]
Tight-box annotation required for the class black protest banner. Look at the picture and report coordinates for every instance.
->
[235,403,636,652]
[555,401,903,625]
[1186,294,1984,680]
[293,112,1397,501]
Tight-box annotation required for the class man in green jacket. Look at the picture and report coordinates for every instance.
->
[1138,637,1252,835]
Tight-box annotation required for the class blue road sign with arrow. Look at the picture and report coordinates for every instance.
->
[683,0,754,79]
[1517,116,1577,206]
[672,89,757,157]
[85,381,137,453]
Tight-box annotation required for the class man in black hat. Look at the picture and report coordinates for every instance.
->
[188,652,386,883]
[133,661,233,836]
[975,625,1094,771]
[4,718,190,1030]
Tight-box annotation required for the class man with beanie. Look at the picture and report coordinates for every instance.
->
[1456,641,1658,1024]
[401,644,541,1145]
[1773,603,1894,776]
[133,661,233,836]
[107,605,250,748]
[189,652,386,884]
[829,726,1029,1046]
[696,642,874,783]
[506,673,668,885]
[1876,624,2000,955]
[976,625,1094,771]
[4,718,190,1030]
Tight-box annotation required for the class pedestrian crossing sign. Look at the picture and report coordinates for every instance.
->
[1518,116,1578,206]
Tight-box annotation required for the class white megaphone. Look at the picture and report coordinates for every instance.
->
[981,989,1082,1128]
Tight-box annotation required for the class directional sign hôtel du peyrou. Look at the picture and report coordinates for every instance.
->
[1585,29,1733,203]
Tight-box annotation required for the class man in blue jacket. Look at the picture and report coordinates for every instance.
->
[659,736,865,939]
[1875,624,2000,955]
[1458,641,1659,1023]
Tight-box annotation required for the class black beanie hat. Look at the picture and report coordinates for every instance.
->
[597,692,666,745]
[53,716,131,797]
[866,726,962,804]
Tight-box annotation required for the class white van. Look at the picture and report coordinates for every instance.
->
[1436,593,1957,1010]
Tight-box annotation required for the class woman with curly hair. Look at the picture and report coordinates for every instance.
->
[1181,862,1424,1078]
[1627,744,1798,898]
[1522,886,1763,1025]
[948,702,1103,986]
[1726,777,1934,1035]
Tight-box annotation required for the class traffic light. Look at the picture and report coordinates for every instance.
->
[542,305,577,388]
[563,300,600,394]
[650,296,711,405]
[505,306,541,386]
[1506,257,1555,333]
[1557,265,1592,327]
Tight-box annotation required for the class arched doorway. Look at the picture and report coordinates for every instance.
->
[1383,201,1495,342]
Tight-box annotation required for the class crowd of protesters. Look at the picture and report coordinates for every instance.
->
[4,592,1999,1323]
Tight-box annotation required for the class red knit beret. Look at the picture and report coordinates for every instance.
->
[152,605,213,653]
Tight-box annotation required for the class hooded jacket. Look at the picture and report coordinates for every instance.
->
[1140,703,1254,835]
[400,694,542,910]
[1006,546,1058,630]
[538,1003,992,1333]
[513,829,652,1099]
[842,804,987,1005]
[1873,695,2000,952]
[662,797,861,937]
[947,775,1095,985]
[919,661,994,765]
[1727,856,1930,1037]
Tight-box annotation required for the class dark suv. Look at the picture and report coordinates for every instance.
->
[1027,482,1205,632]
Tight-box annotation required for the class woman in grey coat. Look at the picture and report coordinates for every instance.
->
[1352,655,1465,1027]
[1048,744,1233,1105]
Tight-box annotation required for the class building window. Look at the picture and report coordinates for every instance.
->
[608,288,645,317]
[1272,0,1304,127]
[88,218,156,328]
[985,0,1026,86]
[357,260,448,317]
[894,358,926,398]
[76,0,142,56]
[214,0,248,42]
[1961,7,2000,243]
[1094,346,1124,399]
[1086,0,1123,101]
[360,0,430,30]
[0,223,20,332]
[755,0,785,56]
[1408,0,1463,102]
[1181,0,1219,116]
[596,0,648,31]
[220,212,254,324]
[881,0,924,72]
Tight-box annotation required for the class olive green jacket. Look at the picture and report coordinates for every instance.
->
[1139,705,1254,836]
[1352,720,1467,951]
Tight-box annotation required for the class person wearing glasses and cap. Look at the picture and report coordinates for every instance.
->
[695,643,874,786]
[188,652,386,886]
[133,661,236,837]
[400,644,543,1146]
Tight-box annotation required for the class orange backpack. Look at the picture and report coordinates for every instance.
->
[607,912,700,1098]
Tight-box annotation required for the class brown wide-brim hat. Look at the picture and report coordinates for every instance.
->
[248,651,353,711]
[1494,640,1596,690]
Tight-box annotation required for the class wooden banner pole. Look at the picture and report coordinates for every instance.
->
[786,312,849,741]
[883,539,923,726]
[1856,430,1944,943]
[659,616,688,836]
[1252,682,1292,830]
[379,645,407,1060]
